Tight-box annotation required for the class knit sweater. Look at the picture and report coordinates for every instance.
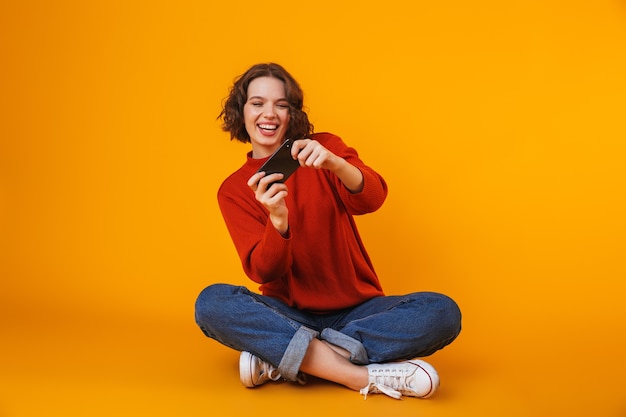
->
[217,132,388,313]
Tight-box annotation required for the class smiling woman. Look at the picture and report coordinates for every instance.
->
[194,62,462,400]
[243,77,292,157]
[218,63,314,153]
[3,1,625,415]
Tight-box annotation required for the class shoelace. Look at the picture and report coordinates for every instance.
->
[264,364,306,385]
[265,366,282,382]
[361,383,403,400]
[360,368,413,400]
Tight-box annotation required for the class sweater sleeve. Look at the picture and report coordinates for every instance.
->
[217,184,292,284]
[318,133,388,215]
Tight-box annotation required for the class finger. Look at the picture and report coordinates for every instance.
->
[303,147,323,168]
[291,138,309,159]
[259,186,288,207]
[313,148,331,168]
[296,144,315,165]
[259,173,285,188]
[247,171,266,188]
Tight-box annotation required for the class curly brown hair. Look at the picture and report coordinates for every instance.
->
[218,63,314,143]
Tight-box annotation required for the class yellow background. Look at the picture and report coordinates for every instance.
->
[1,0,625,416]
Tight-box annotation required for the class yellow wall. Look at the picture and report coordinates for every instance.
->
[1,1,625,416]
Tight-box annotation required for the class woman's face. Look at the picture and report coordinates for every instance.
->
[244,76,291,157]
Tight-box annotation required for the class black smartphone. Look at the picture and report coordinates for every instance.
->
[256,139,300,184]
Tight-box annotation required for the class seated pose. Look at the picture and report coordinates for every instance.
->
[195,62,461,400]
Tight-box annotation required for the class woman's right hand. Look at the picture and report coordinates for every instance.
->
[247,171,290,235]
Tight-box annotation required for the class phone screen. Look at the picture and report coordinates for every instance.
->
[256,139,300,183]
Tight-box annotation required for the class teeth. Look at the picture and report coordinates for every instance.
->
[259,124,278,130]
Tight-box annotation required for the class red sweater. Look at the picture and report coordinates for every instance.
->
[217,132,388,313]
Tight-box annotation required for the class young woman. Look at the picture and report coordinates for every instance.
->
[195,63,461,400]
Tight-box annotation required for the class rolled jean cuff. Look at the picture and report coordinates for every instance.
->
[277,326,319,381]
[320,328,369,365]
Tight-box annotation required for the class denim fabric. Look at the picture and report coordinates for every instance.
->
[195,283,461,382]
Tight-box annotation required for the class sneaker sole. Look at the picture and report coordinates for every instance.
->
[239,351,256,387]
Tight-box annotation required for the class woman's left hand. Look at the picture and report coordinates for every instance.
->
[291,139,364,193]
[291,139,341,171]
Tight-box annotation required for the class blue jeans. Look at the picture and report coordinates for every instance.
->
[195,284,461,381]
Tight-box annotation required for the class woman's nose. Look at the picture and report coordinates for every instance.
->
[263,105,276,118]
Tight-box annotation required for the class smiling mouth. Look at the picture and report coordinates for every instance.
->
[258,124,278,131]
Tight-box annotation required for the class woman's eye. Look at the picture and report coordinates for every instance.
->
[277,103,289,108]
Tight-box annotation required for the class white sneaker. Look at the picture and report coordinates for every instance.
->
[239,351,282,387]
[360,360,440,400]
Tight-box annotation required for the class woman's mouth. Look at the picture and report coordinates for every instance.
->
[258,124,279,135]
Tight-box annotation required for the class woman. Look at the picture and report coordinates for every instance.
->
[195,63,461,399]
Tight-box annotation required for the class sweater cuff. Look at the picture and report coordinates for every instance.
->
[260,219,292,258]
